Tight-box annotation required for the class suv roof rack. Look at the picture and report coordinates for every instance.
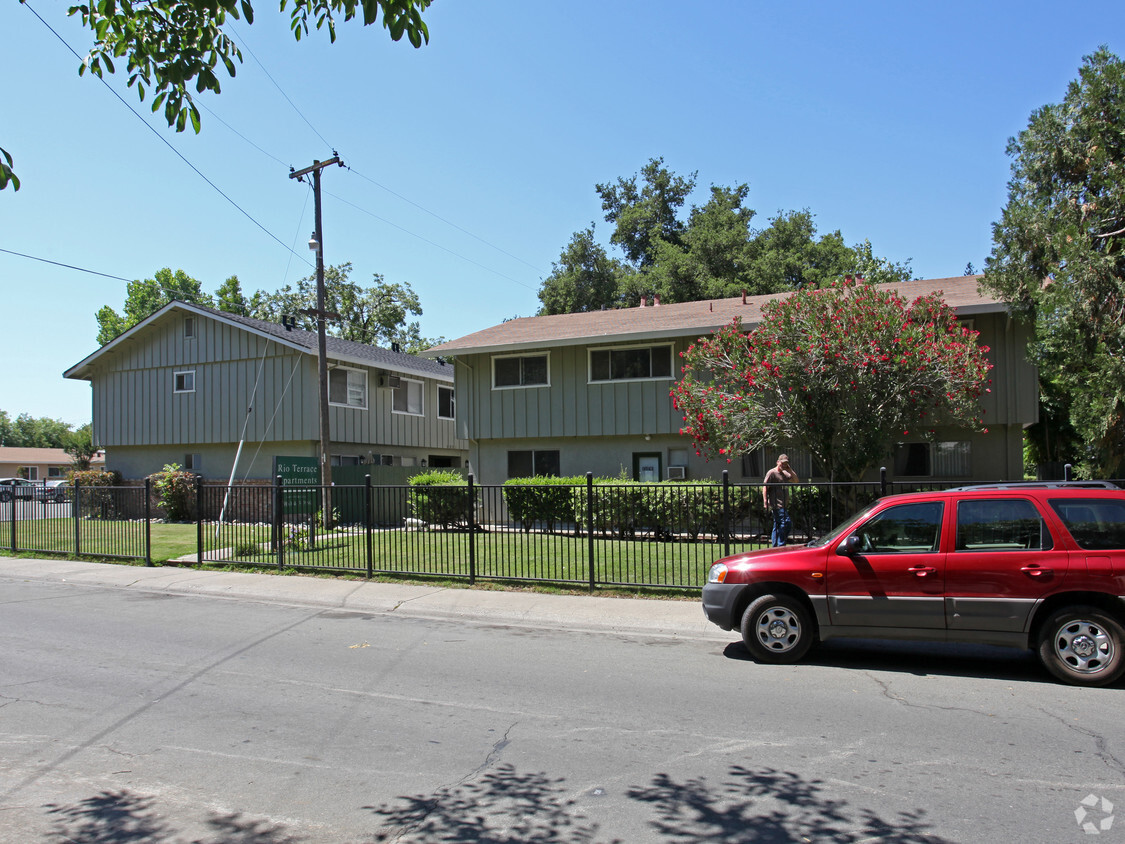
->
[944,481,1121,492]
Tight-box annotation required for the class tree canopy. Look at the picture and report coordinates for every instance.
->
[95,264,443,354]
[3,0,432,191]
[0,411,81,450]
[981,47,1125,475]
[538,158,913,315]
[672,279,992,482]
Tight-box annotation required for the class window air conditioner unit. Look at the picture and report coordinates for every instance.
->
[667,466,686,480]
[380,374,402,389]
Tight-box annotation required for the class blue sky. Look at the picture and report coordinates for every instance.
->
[2,0,1123,426]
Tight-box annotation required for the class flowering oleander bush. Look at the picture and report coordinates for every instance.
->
[673,277,993,481]
[149,463,198,522]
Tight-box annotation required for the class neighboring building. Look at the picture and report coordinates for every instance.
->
[423,276,1037,485]
[64,302,467,480]
[0,446,104,480]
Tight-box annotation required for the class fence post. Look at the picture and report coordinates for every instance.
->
[587,472,595,591]
[1064,463,1073,481]
[144,478,153,567]
[365,474,374,579]
[467,473,476,585]
[74,481,81,556]
[9,479,16,554]
[275,474,285,571]
[722,470,731,558]
[880,466,888,497]
[195,476,204,566]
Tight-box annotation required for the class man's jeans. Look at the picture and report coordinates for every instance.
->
[771,506,791,547]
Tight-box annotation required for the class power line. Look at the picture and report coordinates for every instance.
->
[22,1,313,270]
[0,247,133,282]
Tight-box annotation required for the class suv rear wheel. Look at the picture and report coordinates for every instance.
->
[1037,606,1125,687]
[740,594,815,664]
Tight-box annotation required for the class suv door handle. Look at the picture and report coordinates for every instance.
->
[1020,565,1051,577]
[908,566,937,577]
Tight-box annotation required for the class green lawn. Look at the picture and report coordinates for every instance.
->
[2,518,766,589]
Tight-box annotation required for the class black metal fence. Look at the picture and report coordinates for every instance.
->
[0,470,998,590]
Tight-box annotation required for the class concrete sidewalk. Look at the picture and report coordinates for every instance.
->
[0,557,730,642]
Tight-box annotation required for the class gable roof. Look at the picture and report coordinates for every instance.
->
[424,275,1002,357]
[64,301,453,382]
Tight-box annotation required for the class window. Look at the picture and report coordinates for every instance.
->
[184,317,196,338]
[184,453,201,471]
[589,344,673,382]
[1050,499,1125,550]
[855,501,944,554]
[493,354,549,388]
[329,367,367,409]
[438,386,455,419]
[895,441,970,478]
[174,370,195,393]
[507,450,560,478]
[392,379,424,415]
[957,499,1051,551]
[331,455,360,466]
[24,467,38,481]
[48,467,64,478]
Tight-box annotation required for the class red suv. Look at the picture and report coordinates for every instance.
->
[702,482,1125,686]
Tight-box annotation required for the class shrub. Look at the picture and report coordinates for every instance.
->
[149,463,198,522]
[70,468,123,519]
[408,471,471,530]
[502,476,583,532]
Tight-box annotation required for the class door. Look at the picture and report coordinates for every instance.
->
[633,453,662,483]
[826,500,947,629]
[945,497,1068,632]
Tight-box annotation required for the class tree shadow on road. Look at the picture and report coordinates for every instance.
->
[363,763,614,843]
[626,765,952,843]
[45,788,306,844]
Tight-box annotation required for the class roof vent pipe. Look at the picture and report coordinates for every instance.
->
[742,290,746,305]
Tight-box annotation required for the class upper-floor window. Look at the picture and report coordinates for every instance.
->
[493,353,549,389]
[438,386,455,419]
[329,367,367,409]
[589,344,673,382]
[392,378,424,415]
[184,317,196,339]
[174,370,195,393]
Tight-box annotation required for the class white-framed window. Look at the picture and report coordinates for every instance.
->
[493,353,549,389]
[24,466,38,481]
[895,441,971,478]
[329,367,367,409]
[48,466,64,478]
[392,378,424,415]
[184,453,201,471]
[438,386,455,419]
[589,344,673,383]
[184,317,196,339]
[174,370,195,393]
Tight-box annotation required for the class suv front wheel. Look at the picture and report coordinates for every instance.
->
[741,594,815,664]
[1037,606,1125,687]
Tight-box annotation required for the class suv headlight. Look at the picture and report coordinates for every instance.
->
[707,563,728,583]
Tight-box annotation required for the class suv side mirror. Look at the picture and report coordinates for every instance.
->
[838,534,862,556]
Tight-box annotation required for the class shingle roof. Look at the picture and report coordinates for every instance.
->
[65,301,452,381]
[424,275,1001,357]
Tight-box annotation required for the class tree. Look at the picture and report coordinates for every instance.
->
[3,0,431,191]
[0,411,76,448]
[250,262,443,352]
[215,275,250,316]
[672,279,992,482]
[537,225,630,314]
[596,158,697,268]
[96,268,213,345]
[64,423,98,470]
[981,47,1125,475]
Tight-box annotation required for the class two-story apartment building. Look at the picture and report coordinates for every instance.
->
[423,276,1037,485]
[64,302,467,480]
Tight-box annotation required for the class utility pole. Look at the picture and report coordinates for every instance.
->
[290,155,343,529]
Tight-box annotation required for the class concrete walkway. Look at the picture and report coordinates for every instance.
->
[0,557,730,642]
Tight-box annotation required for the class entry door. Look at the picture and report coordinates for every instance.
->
[633,453,662,483]
[826,500,947,629]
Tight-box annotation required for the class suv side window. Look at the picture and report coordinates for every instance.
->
[855,501,944,553]
[956,499,1052,551]
[1049,498,1125,550]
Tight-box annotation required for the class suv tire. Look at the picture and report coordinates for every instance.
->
[1037,605,1125,687]
[740,594,815,664]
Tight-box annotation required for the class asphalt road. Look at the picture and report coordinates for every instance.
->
[0,574,1122,843]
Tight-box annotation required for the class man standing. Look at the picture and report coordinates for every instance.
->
[763,454,798,547]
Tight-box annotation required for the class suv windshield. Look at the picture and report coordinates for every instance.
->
[806,502,880,548]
